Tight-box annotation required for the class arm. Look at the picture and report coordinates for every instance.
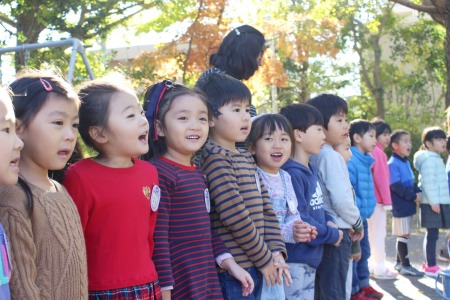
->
[202,153,273,269]
[388,163,417,202]
[0,206,41,299]
[372,150,392,207]
[415,158,441,205]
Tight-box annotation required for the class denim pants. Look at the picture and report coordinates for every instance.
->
[314,229,351,300]
[219,266,262,300]
[352,220,370,295]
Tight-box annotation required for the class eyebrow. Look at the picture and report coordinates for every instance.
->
[121,105,135,113]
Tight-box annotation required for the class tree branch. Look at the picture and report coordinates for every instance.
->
[388,0,439,14]
[0,13,16,28]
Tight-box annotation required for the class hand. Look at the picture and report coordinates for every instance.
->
[351,228,364,242]
[161,290,171,300]
[431,204,441,214]
[310,226,318,240]
[273,252,292,286]
[351,252,361,261]
[260,260,279,288]
[293,220,312,242]
[415,192,422,203]
[221,258,254,296]
[334,230,343,247]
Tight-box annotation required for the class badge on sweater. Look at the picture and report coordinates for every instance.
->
[255,173,262,194]
[204,188,211,213]
[150,185,161,212]
[287,198,297,214]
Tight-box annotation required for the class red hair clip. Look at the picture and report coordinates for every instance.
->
[40,78,53,92]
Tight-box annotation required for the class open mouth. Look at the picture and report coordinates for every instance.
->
[271,153,282,158]
[58,150,71,156]
[10,157,20,167]
[138,131,148,142]
[186,135,200,140]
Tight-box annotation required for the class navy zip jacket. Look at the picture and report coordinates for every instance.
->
[281,159,340,268]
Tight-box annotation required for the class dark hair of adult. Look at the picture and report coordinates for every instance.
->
[9,71,80,214]
[371,119,392,138]
[210,25,266,80]
[349,119,376,146]
[421,126,446,150]
[306,93,348,130]
[279,103,324,132]
[142,81,210,160]
[247,113,295,156]
[195,72,251,109]
[77,79,135,153]
[390,129,410,147]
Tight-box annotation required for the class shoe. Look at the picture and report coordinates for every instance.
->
[399,265,424,276]
[350,290,372,300]
[361,285,384,299]
[438,249,450,262]
[422,262,441,277]
[394,262,401,271]
[373,268,398,280]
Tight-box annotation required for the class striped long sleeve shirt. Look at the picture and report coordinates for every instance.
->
[201,142,287,270]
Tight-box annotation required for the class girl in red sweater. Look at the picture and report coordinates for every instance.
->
[63,75,161,299]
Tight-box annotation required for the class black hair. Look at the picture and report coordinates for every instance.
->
[371,119,391,138]
[77,77,135,153]
[305,94,348,130]
[349,119,376,146]
[447,135,450,153]
[9,70,80,214]
[421,126,446,150]
[210,25,266,80]
[143,82,210,160]
[279,103,324,132]
[195,72,251,109]
[247,113,294,156]
[390,129,410,147]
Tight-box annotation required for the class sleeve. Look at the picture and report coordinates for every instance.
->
[0,206,42,299]
[416,158,440,205]
[388,163,417,202]
[372,151,392,206]
[211,229,230,259]
[151,174,175,289]
[347,160,361,210]
[259,178,287,257]
[63,167,91,233]
[287,168,339,246]
[318,153,363,232]
[202,153,273,269]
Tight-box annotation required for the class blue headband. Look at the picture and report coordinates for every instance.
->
[144,80,174,140]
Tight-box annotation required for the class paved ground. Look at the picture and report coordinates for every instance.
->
[369,219,447,299]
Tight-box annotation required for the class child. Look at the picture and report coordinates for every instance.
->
[333,137,360,300]
[63,77,161,298]
[413,126,450,277]
[278,104,342,300]
[307,94,363,300]
[0,87,24,299]
[197,73,287,299]
[143,80,254,299]
[347,119,383,299]
[0,72,88,298]
[388,130,423,276]
[368,120,398,279]
[247,113,315,299]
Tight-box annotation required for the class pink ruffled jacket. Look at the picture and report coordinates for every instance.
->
[371,143,393,208]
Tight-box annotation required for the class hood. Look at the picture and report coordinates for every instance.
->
[350,146,375,166]
[413,150,439,170]
[282,158,315,176]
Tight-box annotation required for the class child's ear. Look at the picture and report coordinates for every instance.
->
[15,119,25,139]
[209,119,216,128]
[293,129,303,143]
[248,143,256,155]
[89,127,107,144]
[155,120,165,137]
[424,140,433,150]
[353,133,361,144]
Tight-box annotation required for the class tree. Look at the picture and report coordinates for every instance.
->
[0,0,160,69]
[388,0,450,107]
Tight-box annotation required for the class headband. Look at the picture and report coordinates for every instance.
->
[144,80,175,140]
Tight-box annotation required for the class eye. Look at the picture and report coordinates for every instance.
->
[53,121,63,126]
[245,108,250,113]
[72,123,79,129]
[140,110,145,116]
[282,137,290,142]
[200,117,208,122]
[233,108,240,112]
[178,116,188,121]
[127,114,135,118]
[1,127,10,134]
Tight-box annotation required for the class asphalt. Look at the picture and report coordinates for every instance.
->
[369,215,447,299]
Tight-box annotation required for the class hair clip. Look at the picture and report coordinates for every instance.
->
[145,80,175,141]
[235,28,241,36]
[40,78,53,92]
[210,104,223,117]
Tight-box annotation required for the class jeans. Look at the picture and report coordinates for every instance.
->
[352,221,370,295]
[219,266,262,300]
[314,229,351,300]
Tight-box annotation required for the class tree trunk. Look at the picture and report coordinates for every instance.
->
[14,12,45,71]
[371,35,385,118]
[445,13,450,108]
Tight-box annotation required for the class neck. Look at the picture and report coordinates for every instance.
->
[163,148,192,166]
[94,154,134,168]
[208,136,238,152]
[354,144,367,154]
[292,147,309,167]
[18,158,54,191]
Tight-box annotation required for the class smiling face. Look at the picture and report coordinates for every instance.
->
[251,126,292,174]
[209,99,251,150]
[18,93,79,174]
[157,94,209,165]
[0,92,24,184]
[98,91,149,160]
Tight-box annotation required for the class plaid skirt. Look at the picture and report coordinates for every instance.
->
[89,280,161,300]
